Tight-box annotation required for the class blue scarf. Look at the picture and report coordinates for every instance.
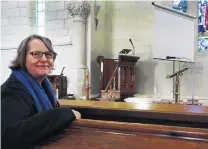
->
[12,69,57,112]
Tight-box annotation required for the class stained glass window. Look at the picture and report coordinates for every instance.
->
[198,0,208,52]
[172,0,188,13]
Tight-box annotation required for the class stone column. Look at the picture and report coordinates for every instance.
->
[67,1,91,99]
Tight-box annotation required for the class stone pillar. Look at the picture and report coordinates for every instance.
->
[67,1,90,99]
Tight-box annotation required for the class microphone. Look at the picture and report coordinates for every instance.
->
[166,56,180,59]
[166,68,189,79]
[60,67,65,76]
[129,39,135,55]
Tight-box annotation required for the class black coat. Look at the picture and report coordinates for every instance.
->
[1,74,76,149]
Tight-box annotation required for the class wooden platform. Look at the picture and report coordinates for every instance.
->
[41,100,208,149]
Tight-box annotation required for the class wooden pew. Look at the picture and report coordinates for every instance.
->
[41,100,208,149]
[59,100,208,128]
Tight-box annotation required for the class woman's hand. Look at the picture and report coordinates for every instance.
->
[72,109,81,119]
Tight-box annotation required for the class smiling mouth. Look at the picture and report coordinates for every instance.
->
[37,66,49,68]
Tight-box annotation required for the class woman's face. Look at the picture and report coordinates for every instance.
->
[26,39,54,80]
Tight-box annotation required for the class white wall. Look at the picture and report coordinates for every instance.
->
[1,1,208,102]
[1,1,36,48]
[91,1,208,101]
[44,1,84,95]
[44,1,73,75]
[44,1,73,45]
[1,1,36,84]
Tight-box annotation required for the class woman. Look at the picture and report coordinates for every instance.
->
[1,34,81,149]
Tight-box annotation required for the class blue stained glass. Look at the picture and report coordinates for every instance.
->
[198,0,208,52]
[172,0,188,13]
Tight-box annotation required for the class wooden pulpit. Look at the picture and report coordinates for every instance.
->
[97,55,139,100]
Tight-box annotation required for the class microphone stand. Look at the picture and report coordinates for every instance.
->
[173,61,176,100]
[166,56,194,105]
[129,39,135,56]
[58,67,65,99]
[166,68,189,104]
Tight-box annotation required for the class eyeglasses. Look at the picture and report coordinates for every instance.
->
[28,51,56,59]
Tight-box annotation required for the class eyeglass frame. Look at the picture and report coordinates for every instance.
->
[27,51,57,60]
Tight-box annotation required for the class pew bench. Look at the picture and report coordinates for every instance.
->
[41,100,208,149]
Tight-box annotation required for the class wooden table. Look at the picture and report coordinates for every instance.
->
[41,100,208,149]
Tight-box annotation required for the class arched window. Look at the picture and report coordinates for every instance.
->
[36,0,45,36]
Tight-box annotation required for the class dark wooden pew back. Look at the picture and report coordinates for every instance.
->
[42,119,208,149]
[41,100,208,149]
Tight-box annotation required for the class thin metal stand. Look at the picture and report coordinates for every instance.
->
[168,62,189,104]
[173,61,175,99]
[175,74,180,104]
[191,63,194,105]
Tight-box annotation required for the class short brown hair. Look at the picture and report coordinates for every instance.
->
[9,34,57,70]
